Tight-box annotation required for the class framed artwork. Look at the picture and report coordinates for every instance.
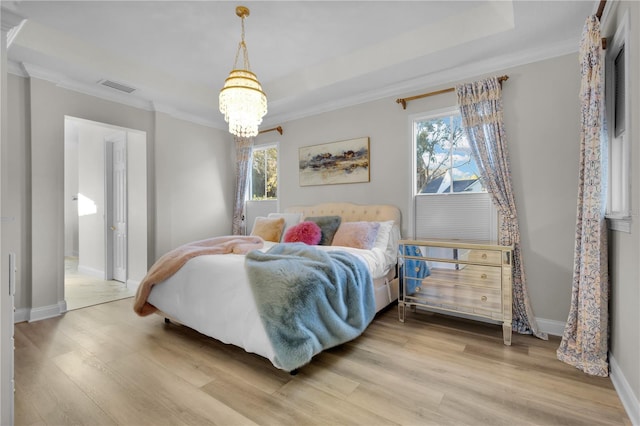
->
[298,137,370,186]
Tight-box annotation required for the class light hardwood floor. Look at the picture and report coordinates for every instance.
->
[65,257,136,311]
[15,299,630,425]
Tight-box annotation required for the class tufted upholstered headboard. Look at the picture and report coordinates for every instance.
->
[284,202,401,229]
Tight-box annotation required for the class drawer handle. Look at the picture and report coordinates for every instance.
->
[481,273,487,279]
[481,253,487,259]
[481,296,487,302]
[415,267,420,272]
[415,287,421,292]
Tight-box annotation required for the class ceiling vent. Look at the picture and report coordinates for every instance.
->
[98,79,136,94]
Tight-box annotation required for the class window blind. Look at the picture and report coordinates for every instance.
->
[245,199,278,234]
[414,192,498,240]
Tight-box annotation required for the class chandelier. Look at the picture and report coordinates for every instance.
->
[219,6,267,138]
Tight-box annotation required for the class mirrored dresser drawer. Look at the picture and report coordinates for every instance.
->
[398,239,514,345]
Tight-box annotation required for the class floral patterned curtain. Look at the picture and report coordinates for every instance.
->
[557,15,609,377]
[232,136,254,235]
[456,76,546,340]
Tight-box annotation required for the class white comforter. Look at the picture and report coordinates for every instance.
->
[146,242,390,369]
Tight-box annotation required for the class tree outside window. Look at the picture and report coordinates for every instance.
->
[251,145,278,200]
[415,113,484,194]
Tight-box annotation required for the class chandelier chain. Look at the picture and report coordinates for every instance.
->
[232,15,252,71]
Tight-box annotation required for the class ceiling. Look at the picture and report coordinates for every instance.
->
[3,0,596,131]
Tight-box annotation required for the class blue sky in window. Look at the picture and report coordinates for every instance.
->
[424,114,480,181]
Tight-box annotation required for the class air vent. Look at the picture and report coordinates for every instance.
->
[98,79,136,94]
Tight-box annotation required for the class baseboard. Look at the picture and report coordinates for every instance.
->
[126,278,140,292]
[27,302,65,322]
[14,308,29,323]
[535,317,566,337]
[610,353,640,425]
[76,265,105,279]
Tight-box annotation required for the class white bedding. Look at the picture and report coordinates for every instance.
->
[147,241,392,369]
[143,202,402,370]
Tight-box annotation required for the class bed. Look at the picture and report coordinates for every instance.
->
[134,202,401,372]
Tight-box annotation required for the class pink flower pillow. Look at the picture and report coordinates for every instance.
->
[283,221,322,245]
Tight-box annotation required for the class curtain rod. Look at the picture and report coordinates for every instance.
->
[597,0,607,49]
[258,126,283,135]
[395,75,509,110]
[596,0,606,19]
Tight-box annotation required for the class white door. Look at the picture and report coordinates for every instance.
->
[106,133,127,283]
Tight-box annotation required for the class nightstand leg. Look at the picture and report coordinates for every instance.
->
[398,302,405,322]
[503,322,512,346]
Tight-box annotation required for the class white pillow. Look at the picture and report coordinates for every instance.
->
[386,224,401,265]
[372,220,401,267]
[268,212,303,242]
[373,220,394,252]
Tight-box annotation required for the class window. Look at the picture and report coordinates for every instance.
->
[411,109,497,240]
[414,112,484,194]
[605,12,631,232]
[250,144,278,200]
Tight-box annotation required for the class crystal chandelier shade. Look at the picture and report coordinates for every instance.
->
[219,6,267,138]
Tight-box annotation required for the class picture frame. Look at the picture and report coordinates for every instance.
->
[298,137,370,186]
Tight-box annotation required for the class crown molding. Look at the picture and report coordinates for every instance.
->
[6,59,25,76]
[1,8,24,34]
[264,37,580,126]
[19,61,63,81]
[10,34,580,133]
[152,102,225,130]
[10,60,226,130]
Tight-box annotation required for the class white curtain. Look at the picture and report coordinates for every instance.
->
[557,15,609,377]
[456,76,546,339]
[232,136,253,235]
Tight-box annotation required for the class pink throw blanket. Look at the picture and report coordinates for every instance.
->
[133,235,264,316]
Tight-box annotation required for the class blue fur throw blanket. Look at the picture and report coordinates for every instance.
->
[245,243,375,372]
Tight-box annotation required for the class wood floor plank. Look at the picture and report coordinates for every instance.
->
[52,349,185,425]
[292,362,360,399]
[14,384,45,426]
[108,351,258,425]
[274,378,398,426]
[14,332,117,425]
[14,298,632,426]
[200,368,315,425]
[312,354,447,425]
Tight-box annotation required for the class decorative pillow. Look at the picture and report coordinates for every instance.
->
[372,220,394,252]
[332,221,381,250]
[283,221,322,245]
[268,212,303,242]
[250,217,285,243]
[304,215,342,245]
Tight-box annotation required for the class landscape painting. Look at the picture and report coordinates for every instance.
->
[298,137,370,186]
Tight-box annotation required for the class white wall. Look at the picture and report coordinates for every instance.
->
[127,130,148,285]
[154,112,233,256]
[6,74,30,313]
[6,73,233,320]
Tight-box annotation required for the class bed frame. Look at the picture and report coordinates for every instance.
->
[284,202,401,312]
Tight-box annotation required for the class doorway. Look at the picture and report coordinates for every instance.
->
[64,116,147,310]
